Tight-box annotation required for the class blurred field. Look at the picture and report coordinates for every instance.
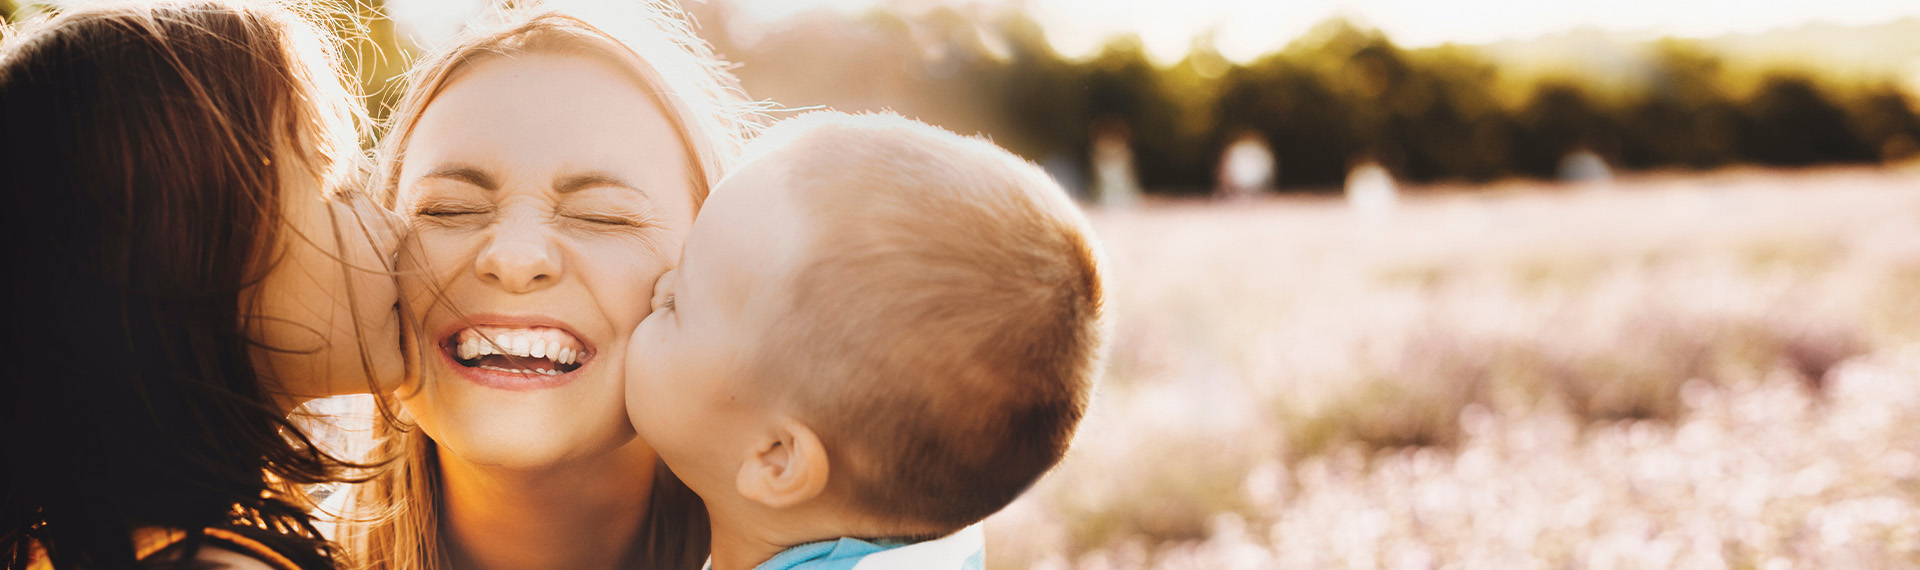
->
[984,166,1920,569]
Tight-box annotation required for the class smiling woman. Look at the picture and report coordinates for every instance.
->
[339,4,757,570]
[388,35,697,478]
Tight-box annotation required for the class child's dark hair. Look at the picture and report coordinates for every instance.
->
[747,112,1106,533]
[1,2,369,568]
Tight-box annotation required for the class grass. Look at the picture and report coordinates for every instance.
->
[984,166,1920,568]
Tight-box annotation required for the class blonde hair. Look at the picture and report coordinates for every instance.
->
[745,112,1105,533]
[340,3,757,569]
[371,2,756,207]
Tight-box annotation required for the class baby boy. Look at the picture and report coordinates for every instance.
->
[624,111,1105,570]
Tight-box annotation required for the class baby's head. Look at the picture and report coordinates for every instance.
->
[625,111,1103,540]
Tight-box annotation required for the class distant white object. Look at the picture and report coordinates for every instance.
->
[1092,128,1140,208]
[1558,149,1613,187]
[1345,162,1398,217]
[1217,133,1276,200]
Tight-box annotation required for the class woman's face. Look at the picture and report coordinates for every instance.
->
[248,149,410,405]
[392,53,697,469]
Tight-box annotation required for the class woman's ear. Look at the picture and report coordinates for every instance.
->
[736,417,830,509]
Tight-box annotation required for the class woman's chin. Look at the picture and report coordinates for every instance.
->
[436,427,636,470]
[403,361,637,471]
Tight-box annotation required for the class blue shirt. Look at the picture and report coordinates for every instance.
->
[755,537,904,570]
[707,524,986,570]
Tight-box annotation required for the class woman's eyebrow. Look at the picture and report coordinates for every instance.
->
[554,171,644,196]
[421,163,499,191]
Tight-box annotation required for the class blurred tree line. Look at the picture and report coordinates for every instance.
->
[7,1,1915,194]
[695,8,1920,195]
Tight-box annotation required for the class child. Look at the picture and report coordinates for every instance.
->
[624,111,1106,570]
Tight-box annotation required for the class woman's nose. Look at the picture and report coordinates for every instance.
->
[474,216,561,293]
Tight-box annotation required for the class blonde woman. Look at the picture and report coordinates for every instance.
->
[341,3,756,569]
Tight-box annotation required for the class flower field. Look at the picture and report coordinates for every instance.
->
[985,166,1920,569]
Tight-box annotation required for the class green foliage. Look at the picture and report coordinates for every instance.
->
[702,13,1920,193]
[309,0,413,128]
[1738,75,1881,166]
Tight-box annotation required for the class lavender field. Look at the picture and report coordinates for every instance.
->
[985,166,1920,569]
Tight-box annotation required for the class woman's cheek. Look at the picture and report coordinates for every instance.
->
[582,238,671,333]
[398,227,476,302]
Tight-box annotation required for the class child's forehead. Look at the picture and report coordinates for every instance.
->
[686,158,817,313]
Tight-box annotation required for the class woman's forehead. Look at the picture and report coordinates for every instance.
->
[425,53,669,134]
[398,53,689,195]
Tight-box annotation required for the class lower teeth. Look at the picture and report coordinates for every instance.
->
[478,364,563,376]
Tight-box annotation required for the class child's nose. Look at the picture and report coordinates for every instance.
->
[650,270,677,313]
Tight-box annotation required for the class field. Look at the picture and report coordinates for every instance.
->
[983,166,1920,569]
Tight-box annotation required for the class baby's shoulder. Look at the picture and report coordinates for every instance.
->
[846,524,985,570]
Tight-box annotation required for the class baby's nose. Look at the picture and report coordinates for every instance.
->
[649,270,677,312]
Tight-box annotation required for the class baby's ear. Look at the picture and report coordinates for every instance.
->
[736,417,830,509]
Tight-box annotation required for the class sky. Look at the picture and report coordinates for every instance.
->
[387,0,1920,64]
[1055,0,1920,61]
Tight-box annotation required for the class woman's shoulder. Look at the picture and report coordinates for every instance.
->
[21,526,321,570]
[139,526,327,570]
[175,544,298,570]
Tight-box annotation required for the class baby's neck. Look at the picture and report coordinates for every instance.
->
[705,506,834,570]
[705,499,909,570]
[706,518,790,570]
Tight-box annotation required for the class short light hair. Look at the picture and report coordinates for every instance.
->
[747,112,1105,533]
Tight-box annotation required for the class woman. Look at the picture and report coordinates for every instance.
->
[0,2,412,568]
[342,3,756,569]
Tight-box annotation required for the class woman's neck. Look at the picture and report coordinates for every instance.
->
[437,438,658,570]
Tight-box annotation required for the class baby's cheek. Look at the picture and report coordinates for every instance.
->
[621,337,646,390]
[625,323,669,384]
[627,284,669,331]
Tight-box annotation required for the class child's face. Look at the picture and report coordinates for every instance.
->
[625,156,811,493]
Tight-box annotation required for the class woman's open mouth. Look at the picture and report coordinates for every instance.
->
[441,325,591,378]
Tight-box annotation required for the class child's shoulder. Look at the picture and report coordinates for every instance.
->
[750,524,985,570]
[846,524,984,570]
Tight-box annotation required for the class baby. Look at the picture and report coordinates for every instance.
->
[624,111,1105,570]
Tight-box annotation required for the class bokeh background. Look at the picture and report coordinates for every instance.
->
[11,0,1920,567]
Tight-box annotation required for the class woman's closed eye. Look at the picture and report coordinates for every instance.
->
[556,203,653,230]
[412,198,491,220]
[566,212,644,227]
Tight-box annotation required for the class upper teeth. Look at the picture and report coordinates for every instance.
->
[456,327,583,365]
